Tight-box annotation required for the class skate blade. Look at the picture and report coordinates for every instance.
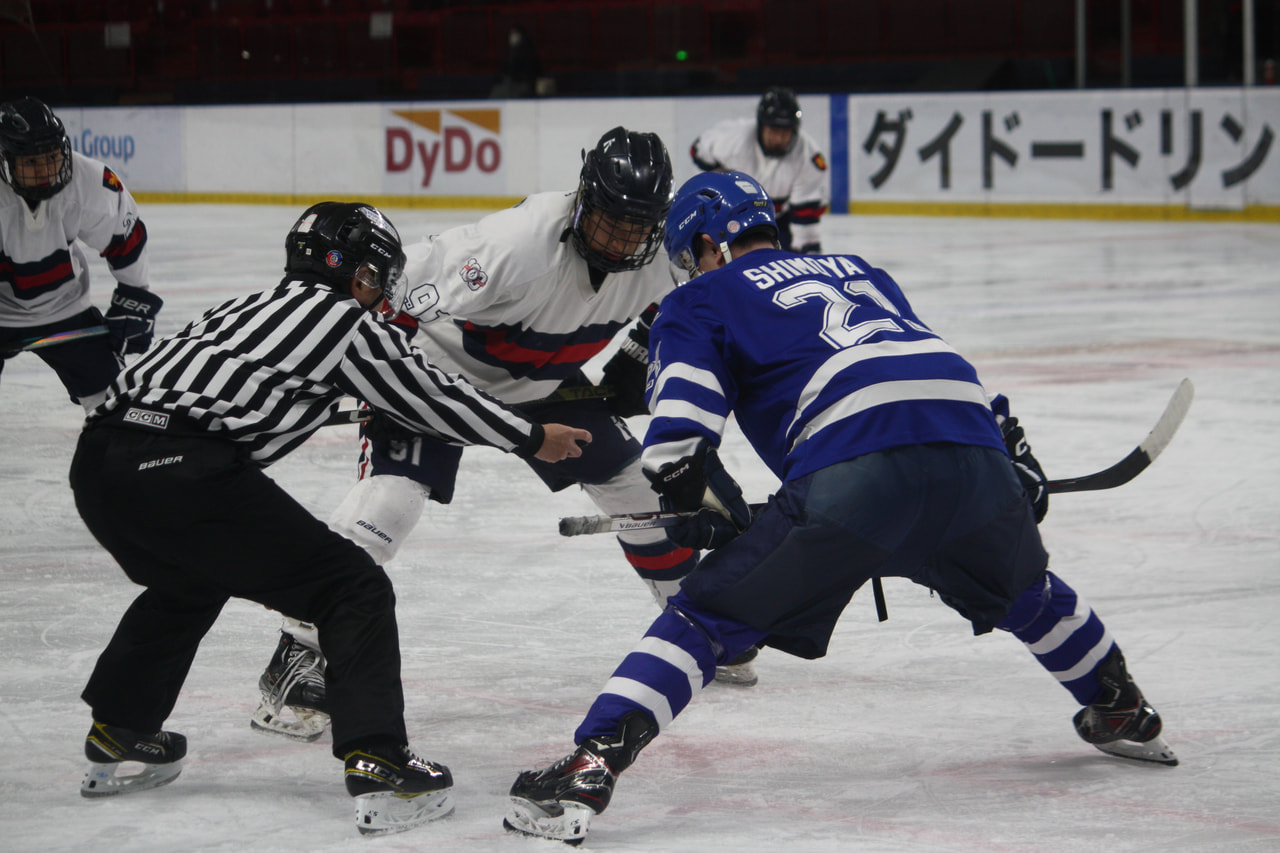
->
[250,702,329,742]
[504,796,592,845]
[713,661,758,687]
[353,788,454,835]
[81,759,183,798]
[1092,734,1179,766]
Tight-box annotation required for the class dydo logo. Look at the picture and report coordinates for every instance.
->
[385,109,502,188]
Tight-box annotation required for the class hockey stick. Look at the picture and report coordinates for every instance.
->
[321,384,619,428]
[558,378,1195,537]
[1042,377,1193,493]
[2,325,109,354]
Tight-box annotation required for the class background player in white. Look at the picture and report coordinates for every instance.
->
[690,86,829,254]
[0,96,161,411]
[503,172,1177,845]
[251,127,756,744]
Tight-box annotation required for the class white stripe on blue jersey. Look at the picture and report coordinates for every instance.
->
[641,249,1005,482]
[94,278,538,465]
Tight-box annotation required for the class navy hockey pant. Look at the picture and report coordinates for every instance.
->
[71,423,408,758]
[574,444,1117,742]
[0,308,120,405]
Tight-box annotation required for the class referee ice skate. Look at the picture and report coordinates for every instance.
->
[70,202,589,836]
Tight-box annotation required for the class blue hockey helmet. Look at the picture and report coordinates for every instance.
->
[664,171,777,278]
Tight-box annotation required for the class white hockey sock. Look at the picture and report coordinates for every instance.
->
[280,617,321,652]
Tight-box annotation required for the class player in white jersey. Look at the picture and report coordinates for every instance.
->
[250,127,756,744]
[504,172,1176,845]
[0,97,161,412]
[690,86,829,254]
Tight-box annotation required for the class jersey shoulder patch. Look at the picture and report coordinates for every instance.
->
[811,152,828,172]
[102,167,123,192]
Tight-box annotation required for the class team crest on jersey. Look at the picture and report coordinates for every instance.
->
[325,249,343,267]
[812,152,828,171]
[102,167,123,192]
[459,257,488,291]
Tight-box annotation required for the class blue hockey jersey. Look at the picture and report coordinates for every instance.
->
[641,248,1006,483]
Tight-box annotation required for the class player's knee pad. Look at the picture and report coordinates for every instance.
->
[327,475,429,565]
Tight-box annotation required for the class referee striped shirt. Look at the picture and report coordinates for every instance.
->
[91,278,543,465]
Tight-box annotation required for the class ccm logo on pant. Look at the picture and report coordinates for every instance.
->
[122,407,170,430]
[138,455,183,471]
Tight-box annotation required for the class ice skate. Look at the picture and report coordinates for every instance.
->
[344,743,454,835]
[714,645,759,686]
[1073,647,1178,766]
[250,631,330,741]
[80,720,187,797]
[505,710,658,845]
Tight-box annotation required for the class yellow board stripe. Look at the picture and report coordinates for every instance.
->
[133,192,524,211]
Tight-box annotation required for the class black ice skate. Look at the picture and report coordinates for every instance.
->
[714,644,760,687]
[1073,647,1178,766]
[81,720,188,797]
[504,710,659,845]
[344,743,454,835]
[250,631,330,741]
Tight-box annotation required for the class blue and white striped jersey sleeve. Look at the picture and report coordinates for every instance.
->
[639,294,733,477]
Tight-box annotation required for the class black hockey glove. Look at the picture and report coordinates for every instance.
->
[646,443,752,550]
[798,242,822,254]
[1001,416,1049,523]
[361,410,421,444]
[104,283,163,358]
[601,305,656,418]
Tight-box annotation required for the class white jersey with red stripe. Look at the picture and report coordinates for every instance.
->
[689,117,829,249]
[399,191,680,404]
[0,151,150,329]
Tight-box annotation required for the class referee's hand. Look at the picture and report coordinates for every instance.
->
[535,424,592,462]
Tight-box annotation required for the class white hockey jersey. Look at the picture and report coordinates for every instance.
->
[0,151,150,329]
[399,191,680,404]
[689,116,829,250]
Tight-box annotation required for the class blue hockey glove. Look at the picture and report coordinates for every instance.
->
[646,443,752,550]
[601,304,656,418]
[1000,416,1049,523]
[104,283,163,358]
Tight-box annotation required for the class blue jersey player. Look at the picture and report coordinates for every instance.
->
[504,171,1178,844]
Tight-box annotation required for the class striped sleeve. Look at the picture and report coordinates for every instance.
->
[334,313,540,456]
[639,296,732,478]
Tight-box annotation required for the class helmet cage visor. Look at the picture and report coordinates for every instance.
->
[571,191,666,273]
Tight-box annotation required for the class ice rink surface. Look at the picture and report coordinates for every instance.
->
[1,205,1277,852]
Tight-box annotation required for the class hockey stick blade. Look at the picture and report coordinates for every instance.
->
[3,325,109,354]
[1044,377,1193,494]
[559,379,1194,536]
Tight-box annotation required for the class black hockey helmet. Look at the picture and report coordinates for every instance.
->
[0,96,73,204]
[756,86,802,157]
[571,126,674,273]
[285,202,408,312]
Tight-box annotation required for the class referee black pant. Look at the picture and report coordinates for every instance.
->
[71,424,408,758]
